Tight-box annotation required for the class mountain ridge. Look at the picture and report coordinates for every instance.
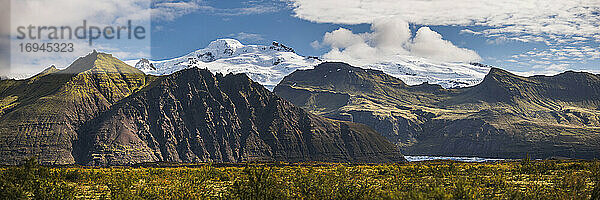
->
[127,39,321,90]
[0,53,404,165]
[0,52,152,165]
[74,67,403,165]
[128,39,490,90]
[274,62,600,159]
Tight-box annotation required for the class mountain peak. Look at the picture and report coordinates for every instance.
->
[60,51,99,74]
[42,65,59,73]
[276,61,407,95]
[206,39,244,50]
[315,62,354,69]
[61,51,143,75]
[480,67,522,84]
[464,66,600,104]
[134,58,156,71]
[271,41,295,52]
[26,65,60,82]
[136,39,321,90]
[487,67,513,76]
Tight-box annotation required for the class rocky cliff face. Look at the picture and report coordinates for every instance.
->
[0,54,403,165]
[274,62,600,159]
[76,68,403,165]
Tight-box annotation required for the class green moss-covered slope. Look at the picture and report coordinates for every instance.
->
[0,51,152,165]
[274,62,600,159]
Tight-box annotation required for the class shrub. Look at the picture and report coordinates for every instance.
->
[227,166,286,200]
[0,157,76,200]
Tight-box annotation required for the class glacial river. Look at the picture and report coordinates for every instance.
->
[404,156,507,162]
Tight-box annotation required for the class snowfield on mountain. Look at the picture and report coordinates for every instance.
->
[128,39,490,90]
[127,39,320,90]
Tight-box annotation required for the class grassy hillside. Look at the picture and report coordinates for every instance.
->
[0,52,155,165]
[274,62,600,159]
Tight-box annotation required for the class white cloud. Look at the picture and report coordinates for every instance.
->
[11,0,153,29]
[227,32,265,43]
[512,64,571,77]
[409,27,481,62]
[5,0,284,78]
[7,0,155,78]
[192,2,282,17]
[370,17,411,53]
[323,28,366,49]
[510,45,600,66]
[289,0,600,44]
[153,0,281,21]
[289,0,600,74]
[152,0,202,21]
[319,18,481,64]
[459,29,482,35]
[310,40,321,49]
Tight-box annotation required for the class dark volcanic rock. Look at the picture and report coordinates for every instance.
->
[77,68,403,165]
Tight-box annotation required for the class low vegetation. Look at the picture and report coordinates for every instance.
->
[1,158,599,199]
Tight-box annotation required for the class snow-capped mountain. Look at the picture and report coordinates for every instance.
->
[127,39,321,90]
[128,39,489,90]
[134,58,156,72]
[359,58,490,88]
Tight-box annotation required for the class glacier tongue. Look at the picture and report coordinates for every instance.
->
[129,39,489,90]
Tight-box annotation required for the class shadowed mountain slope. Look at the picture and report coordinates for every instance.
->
[0,54,403,165]
[274,62,600,159]
[77,68,402,165]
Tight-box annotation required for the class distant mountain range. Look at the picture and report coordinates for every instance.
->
[274,62,600,159]
[2,48,598,164]
[127,39,490,90]
[0,52,403,165]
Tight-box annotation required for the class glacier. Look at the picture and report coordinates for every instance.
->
[127,39,490,90]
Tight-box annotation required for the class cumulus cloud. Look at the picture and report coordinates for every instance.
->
[323,28,366,49]
[409,27,481,62]
[310,40,321,49]
[319,18,481,64]
[370,17,411,53]
[289,0,600,44]
[291,0,600,74]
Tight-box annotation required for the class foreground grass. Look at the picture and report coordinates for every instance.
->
[1,159,600,200]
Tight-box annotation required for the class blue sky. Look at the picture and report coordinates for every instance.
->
[146,0,600,75]
[5,0,599,76]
